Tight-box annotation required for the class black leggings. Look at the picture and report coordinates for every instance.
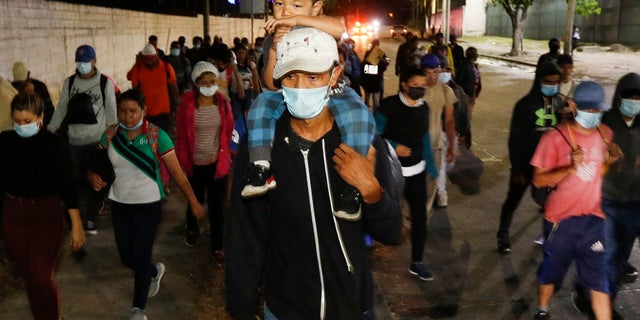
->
[404,172,428,262]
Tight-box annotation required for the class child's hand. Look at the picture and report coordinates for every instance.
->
[265,17,296,34]
[395,144,411,157]
[271,27,291,47]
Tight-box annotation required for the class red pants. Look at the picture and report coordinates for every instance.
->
[2,194,65,320]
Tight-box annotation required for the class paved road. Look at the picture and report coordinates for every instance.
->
[1,36,639,320]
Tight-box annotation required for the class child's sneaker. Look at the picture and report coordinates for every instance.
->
[241,162,276,198]
[332,186,361,221]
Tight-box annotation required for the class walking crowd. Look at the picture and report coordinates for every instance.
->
[0,1,638,320]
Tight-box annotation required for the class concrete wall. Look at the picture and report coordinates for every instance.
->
[0,0,264,103]
[486,0,640,46]
[462,0,488,37]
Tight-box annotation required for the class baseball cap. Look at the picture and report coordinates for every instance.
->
[141,44,157,55]
[617,73,640,98]
[273,27,338,80]
[574,81,607,111]
[420,54,440,69]
[12,62,28,81]
[191,61,218,83]
[75,45,96,62]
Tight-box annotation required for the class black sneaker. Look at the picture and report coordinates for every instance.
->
[85,220,98,235]
[241,163,276,198]
[185,228,200,247]
[571,289,593,317]
[534,310,550,320]
[332,186,361,221]
[408,262,434,281]
[497,232,511,254]
[622,262,638,276]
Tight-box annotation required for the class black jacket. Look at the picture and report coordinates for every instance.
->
[226,114,403,320]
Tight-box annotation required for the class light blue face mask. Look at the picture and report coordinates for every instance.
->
[118,119,144,131]
[620,98,640,117]
[76,62,92,75]
[283,84,330,119]
[575,110,603,129]
[170,48,181,57]
[540,84,559,97]
[14,122,40,138]
[438,72,452,84]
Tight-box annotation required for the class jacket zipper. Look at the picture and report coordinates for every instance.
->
[301,149,326,320]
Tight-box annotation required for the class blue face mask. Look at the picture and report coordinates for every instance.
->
[170,48,181,57]
[575,110,603,129]
[14,122,40,138]
[118,119,144,131]
[620,98,640,117]
[76,62,92,75]
[438,72,452,84]
[540,84,559,97]
[283,84,330,119]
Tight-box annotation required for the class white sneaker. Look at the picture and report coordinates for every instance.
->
[130,307,147,320]
[148,263,165,298]
[436,190,448,207]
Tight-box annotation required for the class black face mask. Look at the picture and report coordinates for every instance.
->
[550,43,560,52]
[407,87,426,100]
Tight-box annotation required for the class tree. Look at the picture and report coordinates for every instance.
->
[491,0,534,56]
[563,0,602,54]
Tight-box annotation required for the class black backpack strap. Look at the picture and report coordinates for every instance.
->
[68,74,76,97]
[99,74,108,109]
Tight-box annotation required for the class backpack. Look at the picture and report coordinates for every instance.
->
[65,74,108,125]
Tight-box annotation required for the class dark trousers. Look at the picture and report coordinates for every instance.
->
[69,143,105,225]
[2,194,65,320]
[497,167,535,239]
[186,163,226,251]
[603,198,640,298]
[146,113,170,132]
[111,200,162,309]
[404,172,428,262]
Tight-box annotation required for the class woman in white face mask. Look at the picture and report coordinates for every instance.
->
[0,92,85,320]
[174,61,235,257]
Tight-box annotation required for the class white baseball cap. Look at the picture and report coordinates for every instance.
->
[273,27,338,80]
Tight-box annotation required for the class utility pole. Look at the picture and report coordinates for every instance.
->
[203,0,210,38]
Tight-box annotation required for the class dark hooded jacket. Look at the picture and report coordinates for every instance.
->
[601,72,640,203]
[508,62,562,172]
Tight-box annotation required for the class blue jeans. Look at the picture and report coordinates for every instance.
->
[603,198,640,297]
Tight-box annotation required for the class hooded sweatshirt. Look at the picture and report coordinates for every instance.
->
[508,62,562,172]
[601,72,640,203]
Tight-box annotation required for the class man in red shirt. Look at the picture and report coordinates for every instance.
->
[127,43,179,132]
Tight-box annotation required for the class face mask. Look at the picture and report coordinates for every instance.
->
[118,118,144,131]
[408,87,426,100]
[14,122,40,138]
[194,44,201,49]
[199,85,218,97]
[170,48,181,57]
[438,72,452,84]
[255,47,263,53]
[619,98,640,117]
[345,44,353,51]
[540,84,559,97]
[574,110,603,129]
[283,85,330,119]
[76,62,92,75]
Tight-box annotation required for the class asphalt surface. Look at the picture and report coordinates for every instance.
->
[1,36,639,320]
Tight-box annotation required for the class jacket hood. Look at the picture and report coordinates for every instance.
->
[611,72,640,110]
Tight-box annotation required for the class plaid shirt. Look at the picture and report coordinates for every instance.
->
[246,86,375,159]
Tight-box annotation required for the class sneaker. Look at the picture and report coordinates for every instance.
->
[185,228,200,247]
[622,262,638,276]
[148,263,165,298]
[332,186,361,221]
[130,307,148,320]
[241,163,277,198]
[408,262,434,281]
[534,310,550,320]
[497,232,511,255]
[436,190,448,207]
[533,234,545,245]
[85,220,98,235]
